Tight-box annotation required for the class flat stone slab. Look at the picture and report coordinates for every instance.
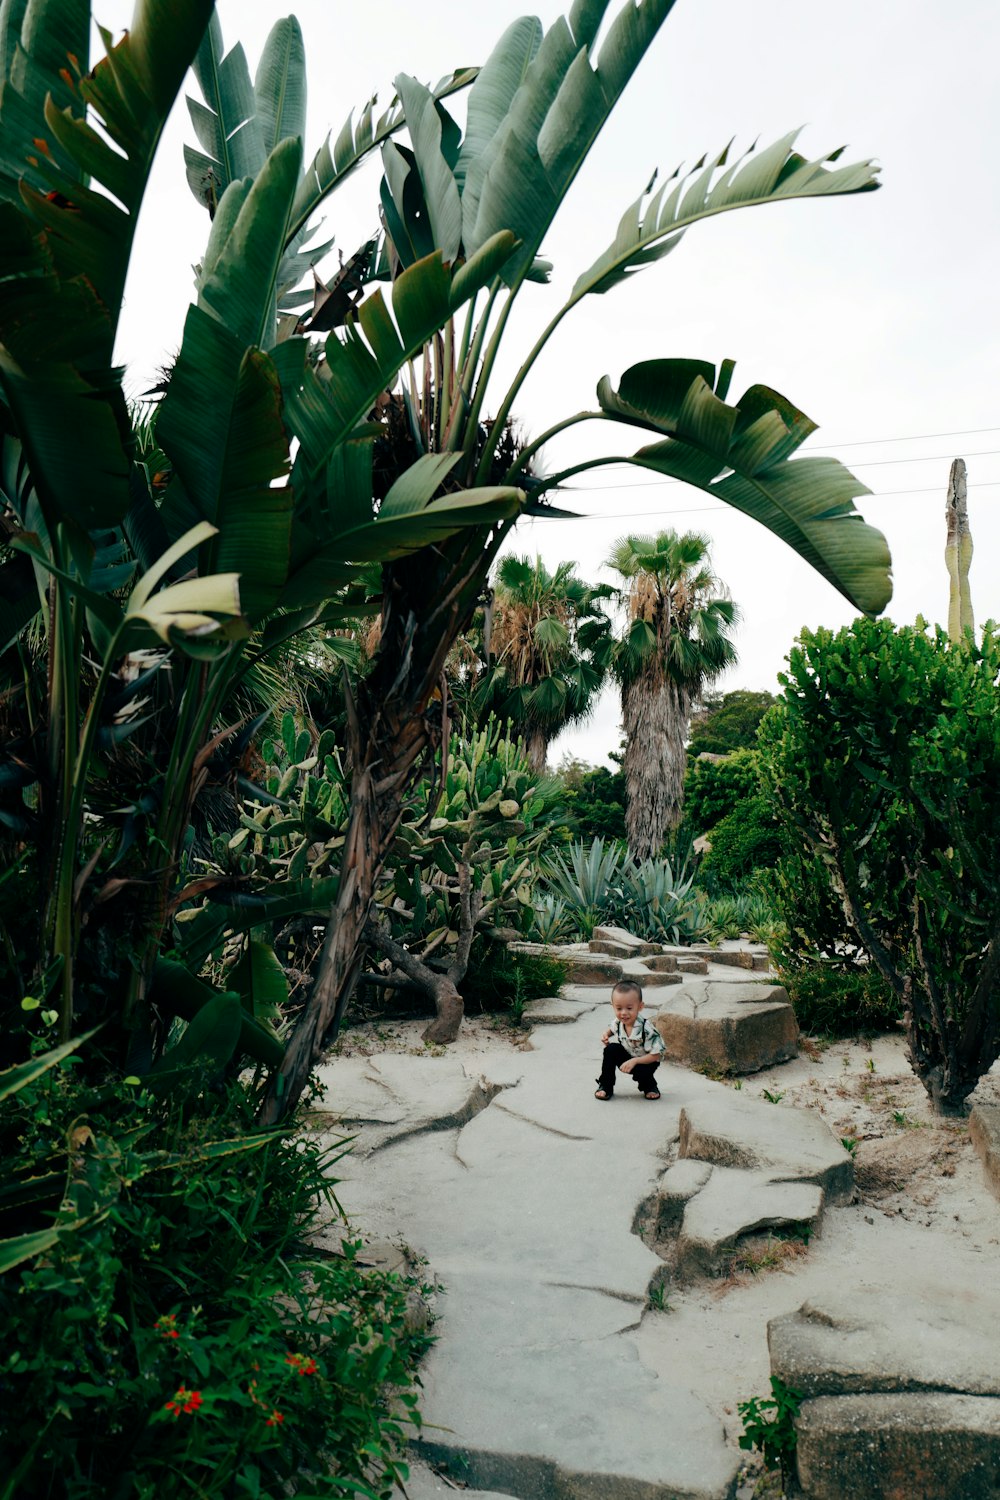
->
[768,1289,1000,1400]
[674,1166,823,1279]
[521,996,600,1025]
[655,982,798,1075]
[705,949,771,971]
[627,968,682,989]
[592,925,662,956]
[588,938,637,957]
[969,1102,1000,1200]
[678,1094,853,1204]
[561,954,624,985]
[414,1275,741,1500]
[643,954,678,973]
[310,1054,521,1157]
[676,956,709,975]
[794,1393,1000,1500]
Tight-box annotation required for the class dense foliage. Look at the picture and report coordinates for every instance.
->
[0,1040,430,1498]
[685,749,781,887]
[687,689,776,756]
[760,618,1000,1112]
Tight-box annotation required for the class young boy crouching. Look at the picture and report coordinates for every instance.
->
[595,980,663,1101]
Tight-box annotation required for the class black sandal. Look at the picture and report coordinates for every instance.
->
[594,1088,612,1101]
[644,1089,661,1100]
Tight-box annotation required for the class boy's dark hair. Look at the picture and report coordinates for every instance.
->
[612,979,643,1003]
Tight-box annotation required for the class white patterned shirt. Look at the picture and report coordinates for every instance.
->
[608,1013,664,1058]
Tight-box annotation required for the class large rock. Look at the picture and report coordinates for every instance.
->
[673,1166,823,1278]
[768,1290,1000,1400]
[591,925,662,956]
[654,982,798,1075]
[520,996,602,1025]
[705,947,772,972]
[676,955,709,975]
[678,1094,854,1203]
[642,954,678,973]
[969,1102,1000,1200]
[794,1393,1000,1500]
[561,954,623,985]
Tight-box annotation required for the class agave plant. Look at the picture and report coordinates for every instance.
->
[619,856,706,944]
[544,837,626,937]
[529,892,575,945]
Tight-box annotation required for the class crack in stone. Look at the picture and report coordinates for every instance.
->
[545,1279,645,1306]
[492,1099,591,1141]
[368,1078,511,1157]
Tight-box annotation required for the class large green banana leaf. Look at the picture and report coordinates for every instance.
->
[593,359,892,614]
[0,0,213,534]
[0,0,88,203]
[158,140,301,617]
[463,0,676,285]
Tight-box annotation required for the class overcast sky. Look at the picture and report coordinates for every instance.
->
[108,0,1000,766]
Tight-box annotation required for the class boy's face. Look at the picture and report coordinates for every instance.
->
[612,990,643,1025]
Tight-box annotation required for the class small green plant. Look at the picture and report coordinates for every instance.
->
[647,1284,672,1312]
[841,1136,859,1156]
[738,1375,803,1481]
[761,1088,785,1104]
[732,1078,744,1090]
[866,1056,877,1073]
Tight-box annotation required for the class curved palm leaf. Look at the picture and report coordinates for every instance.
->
[593,359,892,614]
[0,0,88,203]
[184,11,263,212]
[572,131,878,303]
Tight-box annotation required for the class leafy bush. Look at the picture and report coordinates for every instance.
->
[0,1045,431,1499]
[557,760,627,844]
[461,942,568,1020]
[684,749,781,888]
[687,689,776,757]
[774,959,900,1037]
[760,619,1000,1112]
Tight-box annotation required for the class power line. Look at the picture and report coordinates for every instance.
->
[520,480,1000,524]
[814,425,1000,449]
[560,449,1000,493]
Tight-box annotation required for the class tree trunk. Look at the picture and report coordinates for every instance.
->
[525,727,548,775]
[257,533,493,1124]
[622,675,690,862]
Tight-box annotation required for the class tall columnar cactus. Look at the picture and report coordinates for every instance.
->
[945,458,975,641]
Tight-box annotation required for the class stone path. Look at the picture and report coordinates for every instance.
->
[310,953,853,1500]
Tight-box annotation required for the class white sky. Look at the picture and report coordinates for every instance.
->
[108,0,1000,767]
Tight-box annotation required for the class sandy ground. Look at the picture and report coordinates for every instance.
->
[327,1013,1000,1498]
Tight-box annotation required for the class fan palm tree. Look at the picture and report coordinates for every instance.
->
[605,531,738,860]
[477,555,611,771]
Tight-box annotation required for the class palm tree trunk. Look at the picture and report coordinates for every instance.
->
[526,727,548,774]
[622,675,690,861]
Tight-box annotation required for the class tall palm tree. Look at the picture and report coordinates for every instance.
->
[477,555,612,771]
[605,531,738,861]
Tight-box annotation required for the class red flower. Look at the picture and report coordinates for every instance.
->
[164,1387,202,1418]
[154,1314,180,1340]
[265,1409,284,1427]
[284,1352,318,1376]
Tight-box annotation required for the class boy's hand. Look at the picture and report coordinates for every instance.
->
[619,1058,635,1073]
[600,1029,611,1045]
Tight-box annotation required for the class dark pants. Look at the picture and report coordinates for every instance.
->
[597,1042,660,1096]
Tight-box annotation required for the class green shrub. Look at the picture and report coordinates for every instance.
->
[775,959,900,1037]
[684,748,761,831]
[685,749,780,888]
[461,941,568,1019]
[0,1053,431,1499]
[760,619,1000,1112]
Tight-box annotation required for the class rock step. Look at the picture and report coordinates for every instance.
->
[679,1095,854,1204]
[795,1393,1000,1500]
[673,1166,822,1279]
